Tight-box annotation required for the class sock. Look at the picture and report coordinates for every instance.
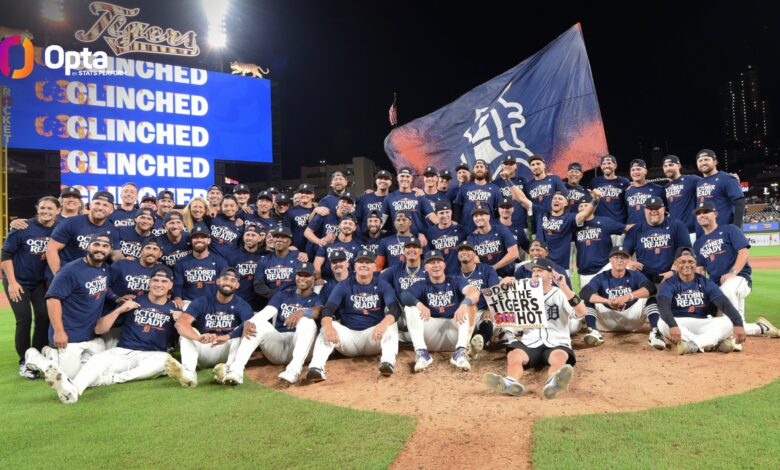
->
[478,320,493,344]
[648,313,659,329]
[585,315,597,329]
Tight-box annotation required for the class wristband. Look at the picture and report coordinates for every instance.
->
[302,308,314,318]
[462,298,474,306]
[568,295,581,307]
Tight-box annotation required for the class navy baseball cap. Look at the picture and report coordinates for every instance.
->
[697,149,717,160]
[60,186,81,198]
[256,191,273,201]
[527,154,544,164]
[339,192,356,204]
[140,193,157,203]
[423,166,438,176]
[244,223,262,234]
[157,190,174,201]
[644,197,665,209]
[142,237,162,249]
[207,185,223,193]
[233,184,250,194]
[340,213,357,223]
[296,262,315,276]
[398,167,414,176]
[675,246,696,259]
[151,266,174,281]
[403,237,422,248]
[663,155,681,165]
[367,209,383,221]
[600,155,617,164]
[473,159,488,167]
[267,186,280,194]
[164,211,184,224]
[502,155,517,165]
[695,201,717,214]
[190,226,210,238]
[529,239,549,250]
[423,250,446,263]
[630,159,647,168]
[355,249,377,263]
[328,250,348,262]
[609,246,630,258]
[376,169,392,179]
[530,257,554,272]
[456,240,475,251]
[578,193,594,204]
[88,234,113,247]
[568,162,583,171]
[218,267,240,280]
[271,226,293,239]
[275,194,291,205]
[329,171,346,182]
[471,206,490,216]
[297,183,315,193]
[435,200,452,212]
[498,197,514,208]
[134,208,155,219]
[439,169,452,180]
[92,191,115,204]
[455,162,470,172]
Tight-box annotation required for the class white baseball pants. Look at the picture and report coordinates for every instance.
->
[308,321,398,371]
[71,347,171,395]
[40,338,107,378]
[227,316,317,377]
[180,336,240,374]
[404,307,470,352]
[719,276,762,336]
[658,316,733,351]
[593,298,649,332]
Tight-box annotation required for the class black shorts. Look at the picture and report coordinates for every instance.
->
[506,342,576,370]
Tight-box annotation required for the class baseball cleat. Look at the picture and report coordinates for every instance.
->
[648,328,666,350]
[676,340,699,355]
[379,362,395,377]
[164,357,197,388]
[484,373,525,397]
[24,348,47,373]
[543,364,574,399]
[213,363,228,384]
[468,335,484,361]
[450,347,471,371]
[306,367,326,383]
[277,370,299,385]
[583,328,605,347]
[19,362,40,380]
[44,365,78,404]
[755,316,780,338]
[413,349,433,372]
[222,371,243,386]
[716,338,734,353]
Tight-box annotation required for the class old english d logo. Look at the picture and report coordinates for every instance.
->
[0,36,34,79]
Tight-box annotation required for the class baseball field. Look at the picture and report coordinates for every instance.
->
[1,247,779,469]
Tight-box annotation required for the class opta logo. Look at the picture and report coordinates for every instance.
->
[0,36,34,79]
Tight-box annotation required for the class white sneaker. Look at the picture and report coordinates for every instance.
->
[413,349,433,372]
[583,328,605,347]
[213,363,228,384]
[542,364,574,399]
[676,340,699,355]
[755,316,780,338]
[24,348,47,372]
[468,335,484,361]
[648,328,666,350]
[165,357,197,388]
[277,369,299,385]
[44,365,78,404]
[222,371,243,386]
[450,347,471,371]
[484,373,524,397]
[716,337,734,353]
[732,338,743,352]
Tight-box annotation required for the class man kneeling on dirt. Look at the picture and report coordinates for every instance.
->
[484,258,585,399]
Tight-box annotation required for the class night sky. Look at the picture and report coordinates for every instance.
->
[4,0,779,178]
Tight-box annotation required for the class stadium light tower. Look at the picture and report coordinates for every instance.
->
[203,0,230,48]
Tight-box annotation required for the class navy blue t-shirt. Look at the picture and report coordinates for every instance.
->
[324,276,397,330]
[173,252,229,300]
[267,287,322,333]
[315,238,363,280]
[524,175,568,210]
[588,176,630,223]
[106,259,163,305]
[467,224,518,276]
[150,218,168,237]
[307,212,342,240]
[696,173,744,226]
[318,193,341,213]
[115,226,152,259]
[665,175,701,233]
[500,220,531,256]
[425,224,467,273]
[356,193,387,232]
[624,183,666,226]
[187,294,254,337]
[623,217,692,279]
[159,233,192,268]
[109,208,137,228]
[379,262,427,297]
[283,205,313,251]
[377,234,425,269]
[534,206,580,269]
[575,217,626,275]
[406,275,470,318]
[565,183,587,213]
[1,218,54,289]
[514,260,572,289]
[46,258,109,343]
[452,263,499,309]
[228,248,266,306]
[208,215,244,261]
[658,273,724,319]
[117,295,178,351]
[50,214,115,266]
[494,176,529,226]
[255,251,300,293]
[382,191,432,235]
[580,269,653,310]
[454,182,502,233]
[694,224,751,285]
[356,231,383,255]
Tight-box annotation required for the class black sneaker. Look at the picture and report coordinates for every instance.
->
[379,362,394,377]
[306,367,326,382]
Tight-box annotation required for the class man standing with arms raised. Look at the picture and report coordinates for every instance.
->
[588,155,630,242]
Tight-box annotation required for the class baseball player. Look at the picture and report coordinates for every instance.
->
[451,240,499,352]
[437,170,453,198]
[112,208,155,261]
[317,250,351,300]
[453,160,502,234]
[227,224,266,310]
[446,163,471,203]
[695,149,745,230]
[24,234,112,379]
[624,159,666,227]
[693,202,779,341]
[467,207,519,277]
[216,262,321,386]
[108,182,139,227]
[379,236,428,298]
[248,191,277,230]
[2,196,60,377]
[657,247,746,354]
[424,201,467,273]
[356,209,386,255]
[514,240,573,289]
[172,226,229,310]
[522,155,568,221]
[313,214,363,281]
[588,155,630,242]
[496,197,531,257]
[283,183,316,252]
[399,249,481,372]
[166,267,254,387]
[318,171,350,213]
[206,184,223,218]
[662,155,701,242]
[421,166,444,214]
[306,250,400,381]
[565,162,587,213]
[356,170,392,233]
[151,190,176,237]
[484,257,585,398]
[208,195,244,262]
[494,155,530,230]
[382,167,436,235]
[574,193,627,288]
[376,211,428,270]
[254,227,301,300]
[232,184,252,217]
[158,212,192,268]
[43,267,180,404]
[305,193,356,252]
[579,246,662,348]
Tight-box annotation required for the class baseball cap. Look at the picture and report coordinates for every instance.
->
[207,184,223,193]
[244,223,262,234]
[329,171,346,182]
[439,169,452,180]
[502,155,517,165]
[375,169,392,180]
[398,167,414,176]
[328,250,348,262]
[600,155,617,164]
[190,226,210,238]
[663,155,681,165]
[297,183,315,193]
[271,226,293,239]
[630,159,647,168]
[256,191,273,201]
[498,197,514,208]
[296,262,315,276]
[233,184,250,194]
[142,237,162,249]
[434,200,452,212]
[471,206,490,216]
[578,193,594,204]
[473,159,489,167]
[164,211,184,224]
[403,236,422,248]
[339,192,356,204]
[92,191,115,204]
[60,186,81,198]
[355,249,377,263]
[527,154,544,164]
[134,208,155,219]
[644,197,664,209]
[674,246,696,259]
[275,194,291,205]
[157,190,174,201]
[697,149,716,160]
[568,162,583,171]
[423,166,438,176]
[529,239,549,251]
[88,234,113,247]
[694,201,717,214]
[456,240,475,251]
[530,257,554,272]
[609,246,630,258]
[267,186,280,194]
[140,193,157,203]
[367,209,383,221]
[455,162,470,172]
[423,249,445,263]
[340,213,357,223]
[218,267,240,280]
[151,266,174,281]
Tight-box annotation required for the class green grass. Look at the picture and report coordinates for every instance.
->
[0,308,415,469]
[749,245,780,257]
[534,269,780,469]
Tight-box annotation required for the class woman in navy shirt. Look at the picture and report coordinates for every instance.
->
[1,196,60,377]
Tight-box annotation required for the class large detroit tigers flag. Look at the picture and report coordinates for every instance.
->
[384,24,608,181]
